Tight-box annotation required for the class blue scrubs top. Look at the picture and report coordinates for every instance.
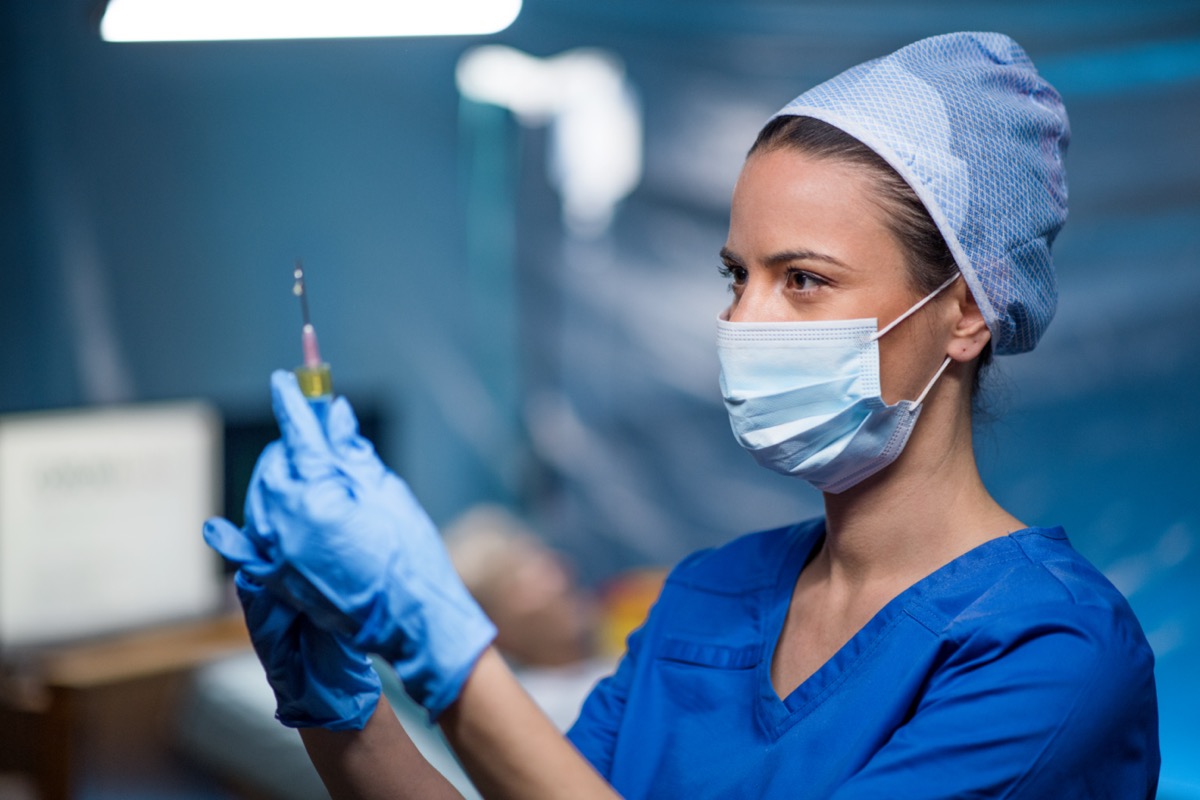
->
[568,520,1159,798]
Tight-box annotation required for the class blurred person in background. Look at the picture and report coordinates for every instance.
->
[205,32,1159,799]
[444,504,663,731]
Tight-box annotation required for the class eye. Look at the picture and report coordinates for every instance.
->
[718,263,747,290]
[786,269,826,293]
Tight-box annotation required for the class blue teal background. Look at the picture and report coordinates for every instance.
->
[1,1,1197,794]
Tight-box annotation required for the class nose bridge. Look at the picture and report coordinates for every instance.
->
[727,271,789,323]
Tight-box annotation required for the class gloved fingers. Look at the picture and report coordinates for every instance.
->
[327,396,386,478]
[233,568,267,593]
[203,517,264,566]
[236,569,308,637]
[271,370,337,481]
[232,574,380,732]
[239,550,365,639]
[249,427,358,524]
[235,570,303,621]
[243,456,300,544]
[247,440,306,510]
[243,441,285,535]
[325,395,360,449]
[235,569,302,656]
[253,456,359,536]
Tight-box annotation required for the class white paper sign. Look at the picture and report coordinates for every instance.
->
[0,401,223,648]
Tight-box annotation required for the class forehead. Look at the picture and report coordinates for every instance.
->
[725,147,901,271]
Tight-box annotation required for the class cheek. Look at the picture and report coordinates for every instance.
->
[876,317,945,404]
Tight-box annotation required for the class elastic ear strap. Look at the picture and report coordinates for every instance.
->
[914,356,953,406]
[871,273,961,342]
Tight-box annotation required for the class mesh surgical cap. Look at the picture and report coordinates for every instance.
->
[771,32,1069,355]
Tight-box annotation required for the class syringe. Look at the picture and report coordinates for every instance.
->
[292,260,333,401]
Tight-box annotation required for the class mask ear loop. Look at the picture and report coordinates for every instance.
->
[869,272,960,407]
[914,356,953,406]
[870,273,960,342]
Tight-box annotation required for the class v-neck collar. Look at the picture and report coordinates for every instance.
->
[756,520,835,736]
[753,521,1056,740]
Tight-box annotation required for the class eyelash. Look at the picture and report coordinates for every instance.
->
[787,269,826,293]
[718,264,746,286]
[718,264,826,294]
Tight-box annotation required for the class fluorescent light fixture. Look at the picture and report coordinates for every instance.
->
[99,0,522,42]
[458,46,643,238]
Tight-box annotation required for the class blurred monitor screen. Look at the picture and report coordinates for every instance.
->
[0,401,223,649]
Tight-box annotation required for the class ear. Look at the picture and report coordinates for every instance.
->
[945,280,991,363]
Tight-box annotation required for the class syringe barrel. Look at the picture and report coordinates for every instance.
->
[294,363,333,400]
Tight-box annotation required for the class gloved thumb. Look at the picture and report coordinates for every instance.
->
[203,517,264,566]
[271,370,335,481]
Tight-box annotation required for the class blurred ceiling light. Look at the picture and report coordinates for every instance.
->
[457,46,643,238]
[99,0,522,42]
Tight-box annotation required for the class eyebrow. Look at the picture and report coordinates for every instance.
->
[719,246,849,269]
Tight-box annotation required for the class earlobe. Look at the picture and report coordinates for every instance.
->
[947,285,991,363]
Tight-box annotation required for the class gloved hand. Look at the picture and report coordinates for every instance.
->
[202,523,381,730]
[216,371,496,718]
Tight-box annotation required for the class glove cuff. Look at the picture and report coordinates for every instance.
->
[276,682,381,731]
[353,591,497,718]
[411,625,496,720]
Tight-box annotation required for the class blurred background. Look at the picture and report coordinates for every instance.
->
[1,0,1197,797]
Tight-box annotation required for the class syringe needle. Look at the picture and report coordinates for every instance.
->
[294,260,312,328]
[291,259,333,400]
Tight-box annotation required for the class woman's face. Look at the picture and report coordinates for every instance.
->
[722,146,952,405]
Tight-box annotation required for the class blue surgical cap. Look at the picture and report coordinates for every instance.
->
[771,32,1070,355]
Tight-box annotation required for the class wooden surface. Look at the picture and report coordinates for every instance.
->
[36,614,250,689]
[0,614,252,800]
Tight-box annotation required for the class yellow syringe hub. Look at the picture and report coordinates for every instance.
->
[294,363,333,399]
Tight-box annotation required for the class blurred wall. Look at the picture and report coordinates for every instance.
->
[2,0,1198,793]
[1,0,512,520]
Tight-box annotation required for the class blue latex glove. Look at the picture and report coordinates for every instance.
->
[229,371,496,718]
[202,523,382,730]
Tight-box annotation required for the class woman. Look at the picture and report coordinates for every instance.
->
[205,32,1159,798]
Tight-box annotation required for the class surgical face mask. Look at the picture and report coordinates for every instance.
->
[716,275,958,493]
